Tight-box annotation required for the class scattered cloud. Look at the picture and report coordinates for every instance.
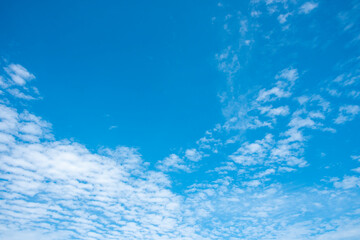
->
[1,63,40,100]
[4,64,35,86]
[299,2,318,14]
[332,176,360,189]
[257,85,292,102]
[257,68,298,102]
[7,88,35,100]
[185,148,203,162]
[334,105,360,124]
[0,103,193,239]
[156,154,191,172]
[258,105,290,117]
[2,0,360,237]
[278,12,292,24]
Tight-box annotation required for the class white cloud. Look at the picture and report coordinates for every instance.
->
[185,148,203,162]
[0,103,199,239]
[278,12,292,24]
[316,224,360,240]
[257,68,298,102]
[215,47,240,77]
[7,88,35,100]
[1,61,360,239]
[156,154,191,172]
[243,179,261,187]
[184,177,360,239]
[257,86,291,102]
[230,134,274,166]
[251,10,262,17]
[333,176,360,189]
[334,105,360,124]
[1,64,39,101]
[259,105,290,117]
[327,88,342,97]
[275,68,299,82]
[209,162,237,174]
[254,168,275,178]
[4,64,35,86]
[288,116,315,129]
[229,110,310,169]
[108,125,118,130]
[0,230,72,240]
[349,90,360,99]
[299,2,318,14]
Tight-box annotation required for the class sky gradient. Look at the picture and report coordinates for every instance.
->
[1,0,360,239]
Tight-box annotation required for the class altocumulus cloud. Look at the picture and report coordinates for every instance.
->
[0,64,199,239]
[1,1,360,238]
[0,102,192,239]
[1,62,360,239]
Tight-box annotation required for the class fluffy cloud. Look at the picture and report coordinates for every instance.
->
[0,103,199,239]
[2,0,360,234]
[3,76,357,239]
[185,148,203,162]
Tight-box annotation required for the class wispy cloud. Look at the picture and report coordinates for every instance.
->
[299,2,318,14]
[156,154,191,172]
[0,103,192,239]
[332,176,360,189]
[2,0,360,238]
[185,148,203,162]
[7,88,35,100]
[334,105,360,124]
[4,64,35,86]
[108,125,118,130]
[278,12,292,24]
[1,63,40,100]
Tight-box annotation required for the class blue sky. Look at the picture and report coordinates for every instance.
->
[0,0,225,162]
[1,0,360,239]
